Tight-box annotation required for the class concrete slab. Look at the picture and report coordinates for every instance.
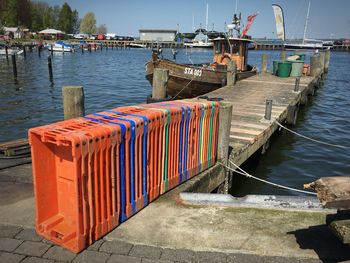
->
[105,193,349,261]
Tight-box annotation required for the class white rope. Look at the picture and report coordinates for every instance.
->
[172,76,197,100]
[275,120,349,149]
[222,160,317,196]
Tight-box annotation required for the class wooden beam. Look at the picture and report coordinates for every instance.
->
[304,177,350,209]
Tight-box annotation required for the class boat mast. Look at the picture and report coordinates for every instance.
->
[205,3,209,43]
[302,0,311,44]
[235,0,238,14]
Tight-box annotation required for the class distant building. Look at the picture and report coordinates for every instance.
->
[139,29,177,42]
[38,28,65,40]
[4,27,27,39]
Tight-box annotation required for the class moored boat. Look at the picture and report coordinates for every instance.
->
[47,41,75,52]
[0,44,24,56]
[146,40,256,98]
[145,11,259,99]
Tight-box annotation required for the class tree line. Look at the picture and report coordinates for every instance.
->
[0,0,107,35]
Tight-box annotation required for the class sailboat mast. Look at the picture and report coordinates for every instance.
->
[206,3,209,31]
[302,0,311,44]
[205,3,209,43]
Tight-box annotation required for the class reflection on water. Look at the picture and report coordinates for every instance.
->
[0,48,349,195]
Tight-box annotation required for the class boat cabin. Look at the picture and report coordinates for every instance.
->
[212,38,251,71]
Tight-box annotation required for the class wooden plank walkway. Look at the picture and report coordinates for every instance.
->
[205,73,318,166]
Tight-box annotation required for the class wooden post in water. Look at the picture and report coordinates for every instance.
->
[261,54,268,72]
[11,54,17,79]
[81,45,84,54]
[324,49,330,73]
[5,46,8,60]
[264,99,273,120]
[152,69,169,99]
[310,55,320,77]
[62,86,85,120]
[280,50,287,60]
[227,60,237,86]
[217,101,233,194]
[22,45,26,58]
[319,51,326,75]
[48,56,53,82]
[38,45,41,57]
[50,44,53,57]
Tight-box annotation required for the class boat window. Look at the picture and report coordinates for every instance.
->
[215,41,221,54]
[223,41,240,54]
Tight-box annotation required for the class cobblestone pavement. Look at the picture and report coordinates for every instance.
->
[0,224,325,263]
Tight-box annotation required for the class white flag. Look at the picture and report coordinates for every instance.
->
[272,4,286,41]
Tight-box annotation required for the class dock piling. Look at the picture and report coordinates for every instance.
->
[23,46,26,58]
[48,56,53,82]
[152,69,169,99]
[81,45,84,54]
[280,50,287,61]
[217,101,233,194]
[264,99,273,121]
[62,86,85,120]
[319,51,326,75]
[324,49,330,73]
[38,46,41,58]
[227,60,237,86]
[50,45,53,57]
[5,46,8,60]
[310,55,320,77]
[261,54,268,73]
[294,77,300,92]
[11,54,17,79]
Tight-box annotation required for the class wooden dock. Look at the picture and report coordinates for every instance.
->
[205,73,318,171]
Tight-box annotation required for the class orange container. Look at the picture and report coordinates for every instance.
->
[29,118,121,253]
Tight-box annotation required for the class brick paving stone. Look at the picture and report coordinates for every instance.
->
[0,225,22,238]
[107,254,141,263]
[0,251,25,263]
[129,244,162,260]
[87,239,105,251]
[160,248,196,263]
[21,256,55,263]
[73,250,110,263]
[142,258,174,263]
[15,228,43,242]
[14,240,51,257]
[195,251,228,263]
[99,240,133,255]
[43,245,77,262]
[0,237,23,252]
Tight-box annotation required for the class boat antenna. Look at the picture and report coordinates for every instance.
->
[302,0,311,44]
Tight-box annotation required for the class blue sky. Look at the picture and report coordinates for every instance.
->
[47,0,350,39]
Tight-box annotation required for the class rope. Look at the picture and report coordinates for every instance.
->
[221,160,317,196]
[171,76,198,100]
[275,120,349,149]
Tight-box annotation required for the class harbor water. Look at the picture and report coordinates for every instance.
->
[0,48,349,195]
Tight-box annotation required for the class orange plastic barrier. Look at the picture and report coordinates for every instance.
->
[28,98,220,253]
[29,118,121,252]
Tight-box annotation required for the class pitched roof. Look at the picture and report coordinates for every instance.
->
[38,28,65,34]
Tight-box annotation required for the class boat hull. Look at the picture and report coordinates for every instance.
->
[284,43,330,51]
[48,46,74,52]
[145,59,256,98]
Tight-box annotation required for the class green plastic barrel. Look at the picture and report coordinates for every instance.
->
[290,61,304,77]
[277,61,292,78]
[273,60,282,75]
